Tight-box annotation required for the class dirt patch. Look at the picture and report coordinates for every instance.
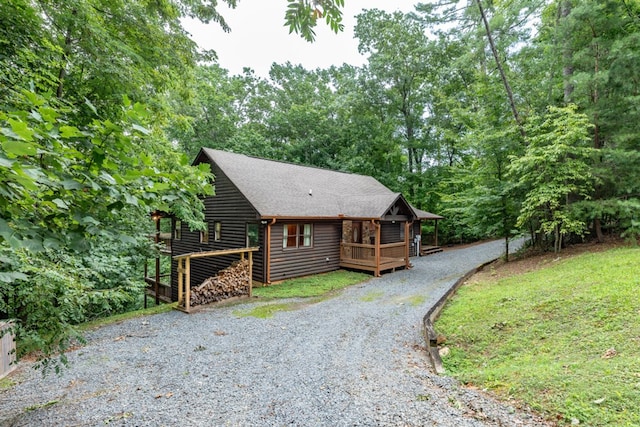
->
[468,237,629,283]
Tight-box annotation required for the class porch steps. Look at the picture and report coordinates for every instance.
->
[420,245,443,256]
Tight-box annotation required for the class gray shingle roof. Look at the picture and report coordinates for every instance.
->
[200,149,405,219]
[410,206,444,220]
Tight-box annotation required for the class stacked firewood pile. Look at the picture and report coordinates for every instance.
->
[190,259,250,306]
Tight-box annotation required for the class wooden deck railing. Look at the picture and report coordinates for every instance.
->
[380,242,406,259]
[340,241,408,275]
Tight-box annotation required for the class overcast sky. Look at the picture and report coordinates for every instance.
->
[182,1,419,77]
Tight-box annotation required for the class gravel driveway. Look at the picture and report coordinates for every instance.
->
[0,238,550,427]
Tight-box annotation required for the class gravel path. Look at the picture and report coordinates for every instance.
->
[0,238,550,427]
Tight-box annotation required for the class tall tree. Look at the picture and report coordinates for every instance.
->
[266,63,342,167]
[509,105,595,252]
[535,0,640,242]
[355,9,435,200]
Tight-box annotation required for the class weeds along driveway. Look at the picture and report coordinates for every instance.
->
[0,238,548,427]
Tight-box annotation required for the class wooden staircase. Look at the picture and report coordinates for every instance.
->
[420,245,443,256]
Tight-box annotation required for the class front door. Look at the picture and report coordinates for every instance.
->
[352,221,362,243]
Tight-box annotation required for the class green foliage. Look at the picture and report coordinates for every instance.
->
[436,247,640,426]
[0,91,211,251]
[0,91,211,371]
[354,9,435,199]
[573,198,640,244]
[285,0,344,42]
[509,105,596,251]
[0,234,160,374]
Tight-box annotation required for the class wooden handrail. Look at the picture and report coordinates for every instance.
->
[174,246,259,260]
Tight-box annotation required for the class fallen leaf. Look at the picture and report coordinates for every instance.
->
[601,348,617,359]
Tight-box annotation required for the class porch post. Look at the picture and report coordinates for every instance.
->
[177,258,183,307]
[375,221,381,277]
[435,220,439,247]
[185,257,191,313]
[248,250,253,298]
[404,221,411,268]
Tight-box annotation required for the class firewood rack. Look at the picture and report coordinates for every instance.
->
[174,247,259,313]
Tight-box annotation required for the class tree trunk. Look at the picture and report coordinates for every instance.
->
[56,10,77,99]
[504,234,510,262]
[561,0,574,104]
[502,194,510,262]
[554,224,562,253]
[529,221,536,248]
[475,0,525,139]
[594,217,604,243]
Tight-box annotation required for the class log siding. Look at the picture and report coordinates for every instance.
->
[268,221,341,282]
[171,162,265,301]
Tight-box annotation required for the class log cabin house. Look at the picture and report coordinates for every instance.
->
[165,149,442,301]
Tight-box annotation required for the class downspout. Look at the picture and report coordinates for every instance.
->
[265,218,276,284]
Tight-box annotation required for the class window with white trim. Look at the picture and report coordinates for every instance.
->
[283,224,313,248]
[214,221,221,241]
[174,220,181,240]
[247,223,259,247]
[200,224,209,244]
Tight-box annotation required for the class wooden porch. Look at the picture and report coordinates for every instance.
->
[339,241,409,276]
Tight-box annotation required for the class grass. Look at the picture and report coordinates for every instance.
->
[24,400,59,412]
[399,294,427,307]
[360,290,385,302]
[233,302,311,319]
[0,376,16,390]
[233,270,370,318]
[435,247,640,426]
[252,270,370,299]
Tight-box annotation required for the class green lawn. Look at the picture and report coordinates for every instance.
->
[232,270,370,318]
[435,247,640,426]
[252,270,370,299]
